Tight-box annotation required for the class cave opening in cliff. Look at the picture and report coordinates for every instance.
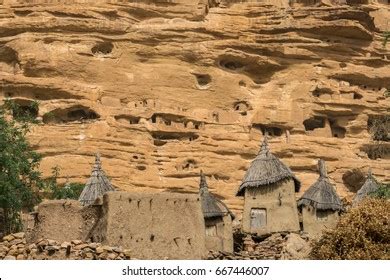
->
[329,120,346,138]
[234,101,251,116]
[182,159,197,171]
[91,42,114,56]
[43,106,100,124]
[0,45,18,65]
[303,116,326,131]
[312,87,333,98]
[253,124,283,137]
[219,59,244,71]
[342,169,366,193]
[115,115,140,125]
[151,131,199,143]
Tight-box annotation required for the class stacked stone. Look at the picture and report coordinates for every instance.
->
[0,232,132,260]
[208,233,289,260]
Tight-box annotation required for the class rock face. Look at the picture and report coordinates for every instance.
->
[0,0,389,214]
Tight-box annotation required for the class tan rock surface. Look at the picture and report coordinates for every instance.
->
[0,0,389,215]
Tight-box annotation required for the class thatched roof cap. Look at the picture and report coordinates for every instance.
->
[236,136,301,196]
[199,171,234,219]
[79,153,115,206]
[352,169,379,206]
[298,159,343,211]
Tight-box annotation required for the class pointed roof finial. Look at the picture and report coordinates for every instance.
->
[297,159,343,211]
[93,153,102,171]
[199,170,209,194]
[318,159,327,178]
[79,153,115,206]
[259,134,269,155]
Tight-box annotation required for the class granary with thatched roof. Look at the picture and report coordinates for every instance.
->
[352,169,379,206]
[237,136,301,235]
[298,159,343,237]
[79,153,115,206]
[199,171,234,253]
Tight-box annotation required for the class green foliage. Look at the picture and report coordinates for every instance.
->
[383,32,390,47]
[370,183,390,199]
[44,166,84,200]
[4,99,39,123]
[384,89,390,98]
[310,198,390,260]
[0,100,43,234]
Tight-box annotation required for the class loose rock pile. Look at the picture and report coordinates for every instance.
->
[208,233,310,260]
[0,232,132,260]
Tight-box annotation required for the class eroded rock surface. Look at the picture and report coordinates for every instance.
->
[0,0,389,214]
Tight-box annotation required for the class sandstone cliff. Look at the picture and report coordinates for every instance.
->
[0,0,389,215]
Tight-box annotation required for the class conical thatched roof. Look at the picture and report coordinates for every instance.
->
[236,136,300,196]
[199,171,234,219]
[298,159,343,211]
[79,153,115,206]
[352,169,379,206]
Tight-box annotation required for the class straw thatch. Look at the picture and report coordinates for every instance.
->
[199,171,234,219]
[352,169,379,206]
[298,159,343,211]
[78,153,115,206]
[236,136,300,196]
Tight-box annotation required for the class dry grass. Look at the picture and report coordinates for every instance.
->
[310,198,390,260]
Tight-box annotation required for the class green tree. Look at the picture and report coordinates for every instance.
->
[0,100,43,234]
[44,166,84,200]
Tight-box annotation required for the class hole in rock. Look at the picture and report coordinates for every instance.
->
[234,101,251,116]
[91,42,113,56]
[253,124,283,137]
[303,116,326,131]
[219,59,244,71]
[43,106,99,124]
[353,93,363,99]
[115,115,140,125]
[193,73,211,88]
[342,169,366,192]
[329,120,346,138]
[136,166,146,171]
[182,159,197,171]
[151,131,199,142]
[312,87,334,97]
[0,45,18,64]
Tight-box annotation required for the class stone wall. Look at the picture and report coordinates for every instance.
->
[91,191,206,260]
[208,232,311,260]
[0,232,132,260]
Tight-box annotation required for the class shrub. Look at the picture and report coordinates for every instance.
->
[383,31,390,47]
[310,198,390,260]
[44,166,84,200]
[370,183,390,200]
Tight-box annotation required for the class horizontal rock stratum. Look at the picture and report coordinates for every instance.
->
[0,0,389,215]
